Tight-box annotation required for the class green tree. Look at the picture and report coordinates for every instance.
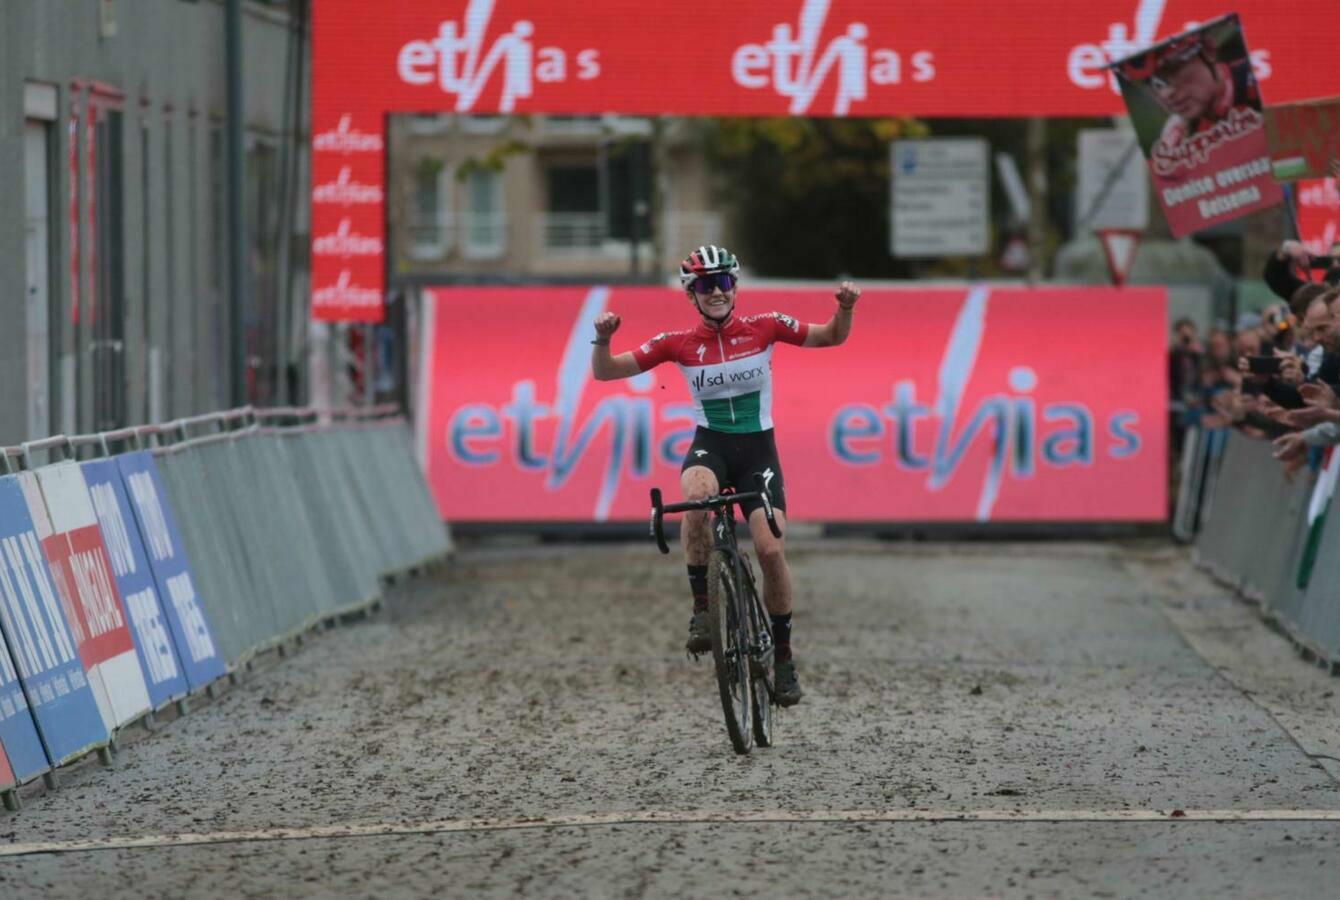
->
[702,116,1110,279]
[702,117,928,278]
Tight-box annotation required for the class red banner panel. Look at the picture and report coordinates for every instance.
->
[1267,95,1340,182]
[421,285,1168,523]
[1298,178,1340,257]
[0,744,13,789]
[311,0,1332,321]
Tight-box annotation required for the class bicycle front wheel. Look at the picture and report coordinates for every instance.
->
[707,549,753,754]
[748,584,774,748]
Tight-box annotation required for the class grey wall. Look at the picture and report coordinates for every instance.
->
[1,0,308,445]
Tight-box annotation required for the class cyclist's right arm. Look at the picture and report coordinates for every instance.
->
[591,311,644,381]
[592,348,641,381]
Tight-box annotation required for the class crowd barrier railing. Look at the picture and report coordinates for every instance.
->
[1193,430,1340,669]
[0,406,450,811]
[1172,426,1229,543]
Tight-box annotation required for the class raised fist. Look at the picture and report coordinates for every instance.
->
[594,311,622,338]
[835,281,861,310]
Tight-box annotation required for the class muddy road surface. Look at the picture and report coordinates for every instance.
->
[3,539,1339,898]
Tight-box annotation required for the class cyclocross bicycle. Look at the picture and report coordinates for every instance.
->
[650,475,782,754]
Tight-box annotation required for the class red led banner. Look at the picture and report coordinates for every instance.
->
[312,0,1333,321]
[1298,178,1340,257]
[420,285,1168,523]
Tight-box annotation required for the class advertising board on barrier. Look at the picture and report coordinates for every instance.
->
[81,460,189,709]
[1110,14,1282,238]
[116,453,226,691]
[311,0,1337,321]
[421,285,1167,523]
[0,743,12,790]
[24,465,151,732]
[0,477,107,765]
[0,630,48,787]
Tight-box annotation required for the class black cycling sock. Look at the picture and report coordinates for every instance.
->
[688,565,708,613]
[771,613,793,662]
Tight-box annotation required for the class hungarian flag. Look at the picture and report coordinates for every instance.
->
[1297,448,1340,588]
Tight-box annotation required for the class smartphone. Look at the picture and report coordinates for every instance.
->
[1309,256,1337,270]
[1246,355,1284,375]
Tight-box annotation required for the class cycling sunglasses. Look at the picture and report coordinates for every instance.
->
[691,272,736,294]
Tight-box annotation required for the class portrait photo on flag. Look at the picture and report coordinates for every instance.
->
[1109,13,1282,238]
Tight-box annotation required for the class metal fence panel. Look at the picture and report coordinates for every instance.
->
[156,450,255,666]
[1196,432,1338,662]
[289,431,381,614]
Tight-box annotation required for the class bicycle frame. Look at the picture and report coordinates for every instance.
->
[649,476,780,752]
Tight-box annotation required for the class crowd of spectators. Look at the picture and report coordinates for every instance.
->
[1170,239,1340,481]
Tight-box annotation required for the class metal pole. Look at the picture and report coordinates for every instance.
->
[1026,116,1048,284]
[363,323,375,408]
[226,0,248,406]
[274,0,300,407]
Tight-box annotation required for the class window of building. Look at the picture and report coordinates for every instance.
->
[541,145,653,252]
[246,137,281,405]
[140,118,153,424]
[408,158,450,259]
[162,112,177,421]
[90,91,127,431]
[461,115,507,135]
[543,162,602,251]
[605,141,651,242]
[23,81,57,440]
[407,113,450,136]
[543,115,603,136]
[208,123,229,409]
[463,169,505,259]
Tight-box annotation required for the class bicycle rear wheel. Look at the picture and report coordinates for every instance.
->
[707,549,753,754]
[748,585,774,748]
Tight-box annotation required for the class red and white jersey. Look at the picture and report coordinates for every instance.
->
[632,312,809,433]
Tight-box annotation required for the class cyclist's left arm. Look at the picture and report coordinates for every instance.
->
[803,280,860,347]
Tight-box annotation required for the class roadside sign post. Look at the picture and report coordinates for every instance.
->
[890,138,989,259]
[1097,228,1143,286]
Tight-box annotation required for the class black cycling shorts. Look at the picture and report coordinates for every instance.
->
[680,426,786,519]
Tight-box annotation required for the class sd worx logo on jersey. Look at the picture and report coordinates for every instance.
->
[691,365,768,392]
[396,0,600,112]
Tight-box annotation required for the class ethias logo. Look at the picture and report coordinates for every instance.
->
[1067,0,1272,94]
[732,0,934,115]
[397,0,600,112]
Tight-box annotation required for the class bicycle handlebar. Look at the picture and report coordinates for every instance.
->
[648,473,782,555]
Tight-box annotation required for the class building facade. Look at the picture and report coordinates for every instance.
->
[1,0,310,446]
[386,114,733,284]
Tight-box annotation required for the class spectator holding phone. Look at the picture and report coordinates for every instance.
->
[1185,328,1239,430]
[1264,240,1340,303]
[1169,317,1203,414]
[1260,302,1296,352]
[1296,294,1332,379]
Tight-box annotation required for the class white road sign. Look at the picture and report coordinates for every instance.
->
[890,138,989,258]
[1077,129,1148,231]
